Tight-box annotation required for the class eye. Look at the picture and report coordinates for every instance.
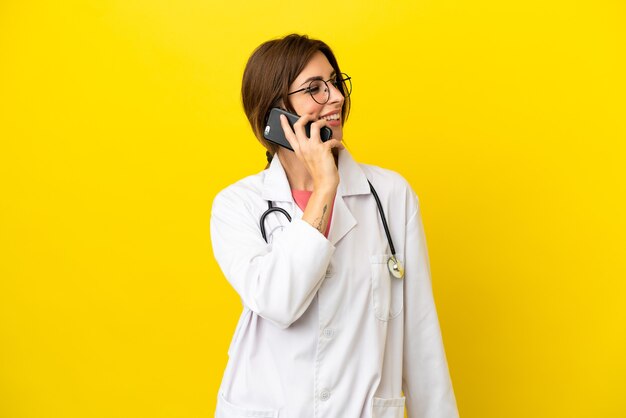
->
[306,80,325,94]
[307,85,321,94]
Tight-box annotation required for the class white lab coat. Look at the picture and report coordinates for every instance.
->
[210,149,458,418]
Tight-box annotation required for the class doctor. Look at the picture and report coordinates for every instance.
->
[210,34,459,418]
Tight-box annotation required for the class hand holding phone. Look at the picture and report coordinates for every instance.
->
[263,108,333,151]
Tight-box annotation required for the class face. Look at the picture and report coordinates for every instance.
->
[287,51,345,140]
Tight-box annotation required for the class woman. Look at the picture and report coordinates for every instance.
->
[210,34,458,418]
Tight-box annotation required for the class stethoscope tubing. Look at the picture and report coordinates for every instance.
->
[367,180,396,256]
[259,181,396,257]
[260,202,291,242]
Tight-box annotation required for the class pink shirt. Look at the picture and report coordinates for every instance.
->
[291,189,334,238]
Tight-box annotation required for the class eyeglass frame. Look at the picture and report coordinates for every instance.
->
[287,73,352,104]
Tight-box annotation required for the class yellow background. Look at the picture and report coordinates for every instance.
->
[1,1,625,417]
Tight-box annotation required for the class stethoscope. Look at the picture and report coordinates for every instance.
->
[259,180,405,279]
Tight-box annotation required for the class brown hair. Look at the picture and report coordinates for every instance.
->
[241,34,351,166]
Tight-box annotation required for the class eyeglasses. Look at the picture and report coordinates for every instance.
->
[287,73,352,105]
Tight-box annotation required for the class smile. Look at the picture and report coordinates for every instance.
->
[320,113,340,121]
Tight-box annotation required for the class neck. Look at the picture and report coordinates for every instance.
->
[277,149,339,191]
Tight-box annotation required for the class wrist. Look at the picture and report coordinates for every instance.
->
[313,181,339,194]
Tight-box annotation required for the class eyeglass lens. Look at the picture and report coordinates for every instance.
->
[308,75,352,104]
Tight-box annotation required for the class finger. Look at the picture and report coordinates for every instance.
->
[324,138,345,150]
[308,119,329,143]
[279,114,300,152]
[293,113,316,128]
[292,113,317,141]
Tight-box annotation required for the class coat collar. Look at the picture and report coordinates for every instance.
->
[261,149,370,246]
[260,148,371,202]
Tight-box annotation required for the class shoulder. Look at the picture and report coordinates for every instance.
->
[359,163,414,192]
[211,169,267,216]
[357,162,420,220]
[358,162,419,202]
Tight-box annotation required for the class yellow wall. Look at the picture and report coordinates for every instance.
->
[1,1,624,417]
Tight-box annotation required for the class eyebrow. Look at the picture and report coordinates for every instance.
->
[298,70,337,87]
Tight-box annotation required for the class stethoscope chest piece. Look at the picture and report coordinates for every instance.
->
[387,256,404,279]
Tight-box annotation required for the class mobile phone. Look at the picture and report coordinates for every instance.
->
[263,108,333,151]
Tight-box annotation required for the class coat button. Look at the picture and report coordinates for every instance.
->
[320,390,331,401]
[323,328,334,338]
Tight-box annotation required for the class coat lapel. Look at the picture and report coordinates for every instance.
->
[328,150,371,246]
[261,154,294,203]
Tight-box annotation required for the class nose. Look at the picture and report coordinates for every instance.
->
[327,81,344,105]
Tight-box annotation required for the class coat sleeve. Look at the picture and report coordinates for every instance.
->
[210,187,335,329]
[402,196,459,418]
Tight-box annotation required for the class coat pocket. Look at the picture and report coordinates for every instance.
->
[372,396,406,418]
[371,254,404,321]
[215,392,279,418]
